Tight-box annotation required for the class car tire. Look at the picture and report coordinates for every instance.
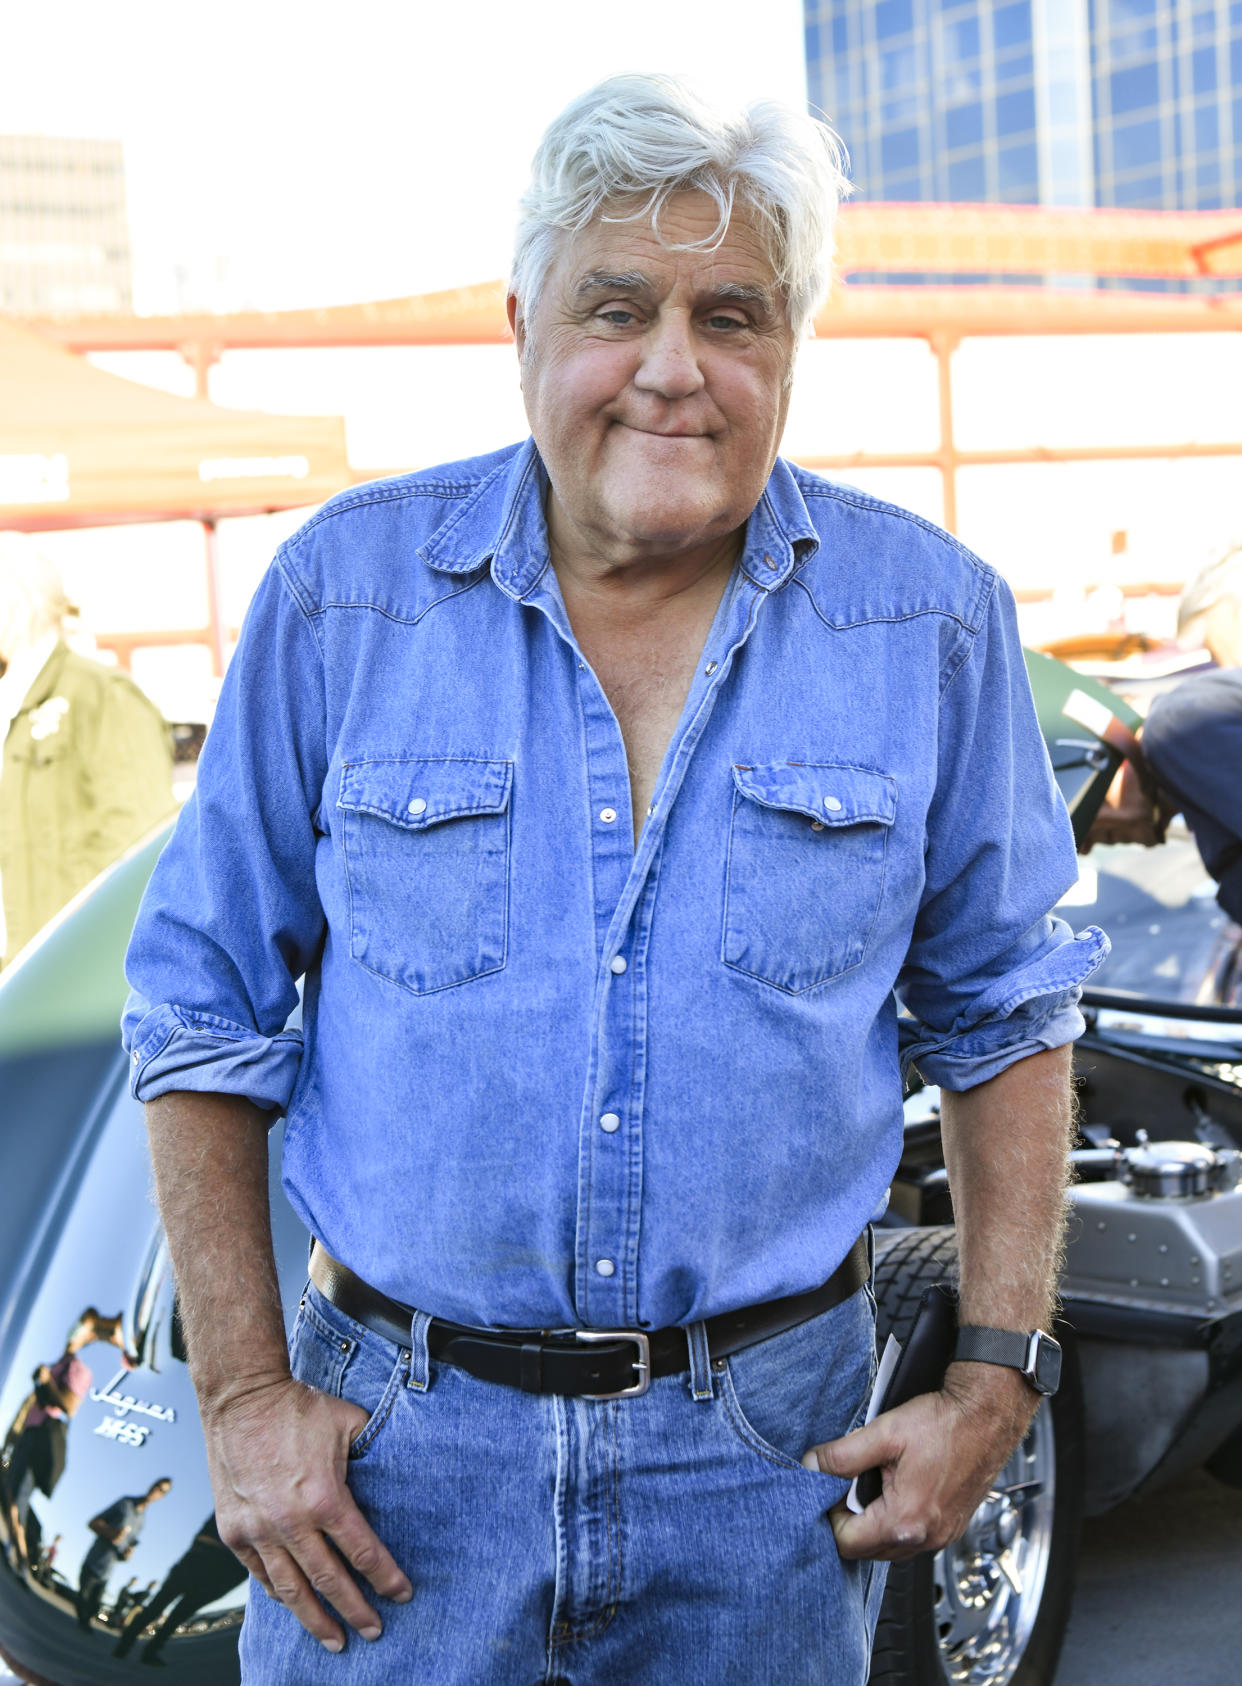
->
[866,1226,1084,1686]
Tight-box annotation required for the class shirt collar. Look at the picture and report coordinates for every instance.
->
[419,439,820,597]
[737,456,821,590]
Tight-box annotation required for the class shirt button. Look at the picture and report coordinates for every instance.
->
[600,1113,621,1133]
[595,1258,616,1277]
[823,796,842,812]
[764,553,779,570]
[704,660,718,675]
[609,956,628,974]
[599,807,617,824]
[132,1051,140,1064]
[408,797,427,815]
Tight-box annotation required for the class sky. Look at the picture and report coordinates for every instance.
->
[4,0,809,311]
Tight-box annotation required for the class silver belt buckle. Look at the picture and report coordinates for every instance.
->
[575,1329,651,1399]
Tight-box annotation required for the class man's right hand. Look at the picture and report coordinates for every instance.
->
[205,1375,413,1653]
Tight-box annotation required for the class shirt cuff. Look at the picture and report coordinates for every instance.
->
[125,1003,303,1112]
[899,923,1109,1091]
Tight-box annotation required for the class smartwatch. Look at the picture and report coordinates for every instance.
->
[953,1325,1062,1398]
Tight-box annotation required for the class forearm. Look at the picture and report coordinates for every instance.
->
[940,1042,1075,1335]
[146,1092,412,1647]
[144,1091,289,1417]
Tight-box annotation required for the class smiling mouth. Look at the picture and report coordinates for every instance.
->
[621,424,711,440]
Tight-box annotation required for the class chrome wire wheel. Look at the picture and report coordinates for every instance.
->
[932,1404,1057,1685]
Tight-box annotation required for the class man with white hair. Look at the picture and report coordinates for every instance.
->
[123,76,1104,1682]
[0,533,173,966]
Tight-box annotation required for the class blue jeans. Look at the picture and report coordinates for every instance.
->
[239,1279,886,1684]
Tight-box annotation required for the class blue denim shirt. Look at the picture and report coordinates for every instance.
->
[123,441,1106,1331]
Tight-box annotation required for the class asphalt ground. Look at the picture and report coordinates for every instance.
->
[1056,1466,1242,1685]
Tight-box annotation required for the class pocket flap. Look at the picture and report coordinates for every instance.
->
[338,757,512,829]
[731,762,896,827]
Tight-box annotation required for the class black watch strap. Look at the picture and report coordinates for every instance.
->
[953,1324,1062,1397]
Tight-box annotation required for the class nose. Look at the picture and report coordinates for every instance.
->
[632,310,705,401]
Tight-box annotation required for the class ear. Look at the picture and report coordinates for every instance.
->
[506,291,526,360]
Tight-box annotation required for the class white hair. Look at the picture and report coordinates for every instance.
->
[511,73,851,340]
[0,531,74,639]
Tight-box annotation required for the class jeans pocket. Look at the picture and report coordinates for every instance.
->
[291,1288,409,1462]
[343,1343,409,1462]
[717,1289,877,1492]
[338,755,512,994]
[722,762,896,993]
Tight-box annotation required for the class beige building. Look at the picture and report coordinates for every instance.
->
[0,134,132,315]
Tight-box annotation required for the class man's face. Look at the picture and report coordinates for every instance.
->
[509,191,797,566]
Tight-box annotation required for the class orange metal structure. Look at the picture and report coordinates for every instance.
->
[12,202,1242,670]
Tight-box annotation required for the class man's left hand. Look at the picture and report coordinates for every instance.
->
[803,1364,1037,1561]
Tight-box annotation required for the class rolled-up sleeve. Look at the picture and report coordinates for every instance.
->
[121,553,327,1111]
[896,571,1108,1090]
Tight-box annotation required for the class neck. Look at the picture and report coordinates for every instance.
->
[547,499,742,616]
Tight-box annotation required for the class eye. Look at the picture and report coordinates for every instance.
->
[705,313,748,332]
[598,308,639,327]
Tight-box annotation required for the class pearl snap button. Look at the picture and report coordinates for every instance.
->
[823,796,842,812]
[600,1113,621,1132]
[609,956,628,974]
[600,807,617,823]
[407,797,427,815]
[595,1258,616,1277]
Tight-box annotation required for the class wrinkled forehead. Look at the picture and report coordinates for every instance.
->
[546,192,786,313]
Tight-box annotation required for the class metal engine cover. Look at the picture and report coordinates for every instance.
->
[1064,1142,1242,1318]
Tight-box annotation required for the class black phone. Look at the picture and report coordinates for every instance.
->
[855,1282,958,1510]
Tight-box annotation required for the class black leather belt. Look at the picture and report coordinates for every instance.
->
[307,1235,869,1400]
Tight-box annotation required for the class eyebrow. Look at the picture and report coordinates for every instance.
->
[571,272,777,313]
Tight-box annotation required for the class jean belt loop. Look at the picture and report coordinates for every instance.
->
[686,1320,714,1401]
[407,1309,434,1392]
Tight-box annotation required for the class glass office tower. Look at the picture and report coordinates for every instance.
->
[805,0,1242,210]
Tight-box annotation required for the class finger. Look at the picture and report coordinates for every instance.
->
[255,1544,348,1653]
[829,1498,932,1563]
[233,1543,276,1600]
[323,1492,413,1604]
[802,1415,898,1479]
[288,1530,389,1642]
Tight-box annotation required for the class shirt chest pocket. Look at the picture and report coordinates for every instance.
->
[722,762,897,994]
[338,756,512,995]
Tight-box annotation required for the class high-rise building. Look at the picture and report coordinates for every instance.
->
[804,0,1242,211]
[0,134,132,314]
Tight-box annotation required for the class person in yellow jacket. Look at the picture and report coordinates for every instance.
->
[0,535,175,967]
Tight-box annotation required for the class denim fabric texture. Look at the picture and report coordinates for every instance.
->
[238,1279,887,1685]
[122,440,1106,1330]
